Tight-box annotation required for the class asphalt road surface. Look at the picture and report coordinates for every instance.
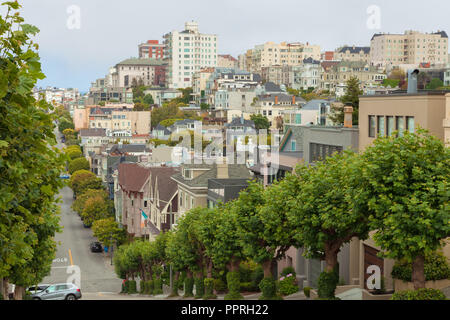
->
[42,127,122,296]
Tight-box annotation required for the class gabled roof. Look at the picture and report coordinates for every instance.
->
[302,99,335,110]
[118,163,151,192]
[154,124,172,135]
[338,46,370,54]
[264,82,282,92]
[171,164,252,189]
[149,167,180,210]
[225,117,255,129]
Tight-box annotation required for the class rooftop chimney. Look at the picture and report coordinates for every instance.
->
[343,105,353,128]
[407,69,420,94]
[292,95,296,105]
[275,95,279,105]
[217,164,229,179]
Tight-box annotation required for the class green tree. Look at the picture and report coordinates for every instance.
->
[72,189,109,215]
[330,76,362,125]
[65,148,82,161]
[0,1,66,299]
[81,195,111,227]
[133,102,150,111]
[250,114,270,131]
[361,129,450,289]
[58,118,74,133]
[287,150,370,299]
[143,94,154,105]
[92,218,125,248]
[69,170,102,197]
[68,157,90,174]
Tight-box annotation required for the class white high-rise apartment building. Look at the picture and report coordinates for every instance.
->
[163,21,218,89]
[370,30,448,68]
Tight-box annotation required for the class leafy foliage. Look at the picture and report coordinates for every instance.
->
[391,252,450,282]
[250,114,270,131]
[362,129,450,288]
[391,288,447,300]
[92,218,126,247]
[68,157,89,174]
[0,1,65,292]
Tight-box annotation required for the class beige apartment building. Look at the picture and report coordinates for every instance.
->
[89,108,151,135]
[351,91,450,290]
[320,61,386,94]
[248,41,321,73]
[334,46,370,63]
[370,30,449,69]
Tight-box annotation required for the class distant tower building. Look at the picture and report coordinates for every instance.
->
[163,21,218,89]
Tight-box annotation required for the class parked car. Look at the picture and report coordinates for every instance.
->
[28,283,81,300]
[59,173,70,180]
[90,242,103,253]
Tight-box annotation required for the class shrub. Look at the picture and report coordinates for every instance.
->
[239,263,253,283]
[66,148,83,160]
[317,269,339,300]
[250,266,264,292]
[392,252,450,282]
[240,282,255,292]
[147,280,154,294]
[280,266,296,278]
[214,278,227,294]
[391,288,447,300]
[153,277,163,295]
[259,277,282,300]
[194,276,205,299]
[224,271,244,300]
[184,277,194,297]
[278,273,298,296]
[140,280,146,294]
[303,287,311,298]
[203,278,216,300]
[127,280,137,294]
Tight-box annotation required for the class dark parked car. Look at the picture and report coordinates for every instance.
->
[90,242,103,253]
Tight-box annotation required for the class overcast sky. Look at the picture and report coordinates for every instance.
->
[10,0,450,92]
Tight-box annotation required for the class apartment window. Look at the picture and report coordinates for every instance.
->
[291,140,296,151]
[144,201,148,208]
[387,116,394,136]
[406,116,415,133]
[396,116,405,137]
[377,116,385,137]
[180,191,183,207]
[131,200,134,207]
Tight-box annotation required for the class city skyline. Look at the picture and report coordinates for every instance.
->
[12,0,450,91]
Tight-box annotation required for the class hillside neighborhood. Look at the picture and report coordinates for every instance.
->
[1,1,449,303]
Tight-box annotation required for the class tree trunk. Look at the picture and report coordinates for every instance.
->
[186,270,193,279]
[262,260,273,278]
[412,255,426,289]
[2,278,9,300]
[229,259,240,272]
[324,242,340,272]
[14,285,24,301]
[207,260,213,278]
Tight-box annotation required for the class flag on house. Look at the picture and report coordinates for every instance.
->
[140,209,148,229]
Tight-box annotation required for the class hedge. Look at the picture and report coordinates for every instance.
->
[224,271,243,300]
[203,278,216,300]
[391,288,447,300]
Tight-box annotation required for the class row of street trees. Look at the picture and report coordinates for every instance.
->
[0,1,66,300]
[114,129,449,300]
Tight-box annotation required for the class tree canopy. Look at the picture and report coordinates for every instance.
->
[361,129,450,289]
